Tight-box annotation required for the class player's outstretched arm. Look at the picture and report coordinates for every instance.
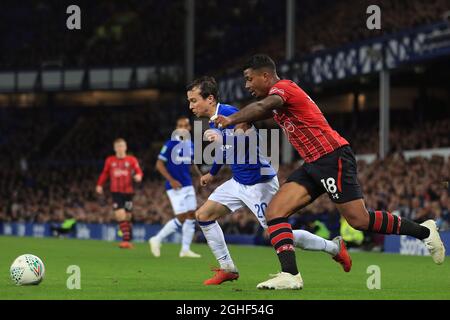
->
[191,164,203,178]
[214,95,283,128]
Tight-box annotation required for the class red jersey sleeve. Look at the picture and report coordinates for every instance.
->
[268,81,292,103]
[132,157,143,177]
[96,157,111,186]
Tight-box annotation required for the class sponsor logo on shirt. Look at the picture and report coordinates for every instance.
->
[113,169,129,177]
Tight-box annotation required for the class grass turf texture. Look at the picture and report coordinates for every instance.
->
[1,236,449,300]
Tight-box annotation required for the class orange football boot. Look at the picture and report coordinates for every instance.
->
[332,236,352,272]
[119,241,134,249]
[204,268,239,285]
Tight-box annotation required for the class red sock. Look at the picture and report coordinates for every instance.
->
[119,221,132,242]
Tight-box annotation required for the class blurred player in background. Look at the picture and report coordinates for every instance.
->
[214,54,446,289]
[96,138,143,249]
[149,117,203,258]
[188,76,351,286]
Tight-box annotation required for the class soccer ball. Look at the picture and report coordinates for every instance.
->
[10,254,45,285]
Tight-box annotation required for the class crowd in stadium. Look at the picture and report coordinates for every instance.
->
[0,154,449,235]
[1,0,449,242]
[346,117,450,155]
[0,106,449,236]
[3,0,449,72]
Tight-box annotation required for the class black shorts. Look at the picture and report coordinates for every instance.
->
[286,145,363,204]
[111,193,134,212]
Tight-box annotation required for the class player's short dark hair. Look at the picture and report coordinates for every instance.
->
[114,138,126,144]
[176,116,190,123]
[243,54,276,72]
[186,76,219,101]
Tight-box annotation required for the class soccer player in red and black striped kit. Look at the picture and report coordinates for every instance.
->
[214,54,445,289]
[96,138,143,249]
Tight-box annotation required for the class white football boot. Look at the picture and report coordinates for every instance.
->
[256,272,303,290]
[420,220,445,264]
[149,237,161,258]
[179,250,202,258]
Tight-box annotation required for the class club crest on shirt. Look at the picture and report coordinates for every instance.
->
[283,120,295,133]
[224,129,234,136]
[220,144,233,151]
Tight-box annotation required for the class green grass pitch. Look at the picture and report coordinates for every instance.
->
[0,236,449,300]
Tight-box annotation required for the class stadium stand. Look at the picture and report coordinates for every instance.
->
[0,107,449,236]
[1,0,449,247]
[2,0,448,72]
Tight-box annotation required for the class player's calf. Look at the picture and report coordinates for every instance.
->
[337,200,430,239]
[267,218,299,275]
[366,209,430,239]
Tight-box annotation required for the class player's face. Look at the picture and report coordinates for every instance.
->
[114,141,127,155]
[176,118,191,132]
[244,68,270,98]
[187,87,214,117]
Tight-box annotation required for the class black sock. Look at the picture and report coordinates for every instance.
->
[367,210,430,240]
[399,218,429,240]
[267,217,298,275]
[277,251,298,275]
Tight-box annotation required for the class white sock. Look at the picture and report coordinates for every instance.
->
[199,221,237,271]
[154,218,181,242]
[181,219,196,252]
[293,229,339,256]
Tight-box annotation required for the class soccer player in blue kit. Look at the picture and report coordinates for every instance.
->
[187,76,352,285]
[149,117,203,258]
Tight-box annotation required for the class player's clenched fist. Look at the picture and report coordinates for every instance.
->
[203,129,222,142]
[200,173,214,186]
[211,114,232,129]
[134,174,143,183]
[169,179,182,190]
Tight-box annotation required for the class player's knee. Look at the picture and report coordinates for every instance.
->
[195,209,210,222]
[177,214,187,224]
[186,210,196,220]
[114,209,127,221]
[346,216,367,231]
